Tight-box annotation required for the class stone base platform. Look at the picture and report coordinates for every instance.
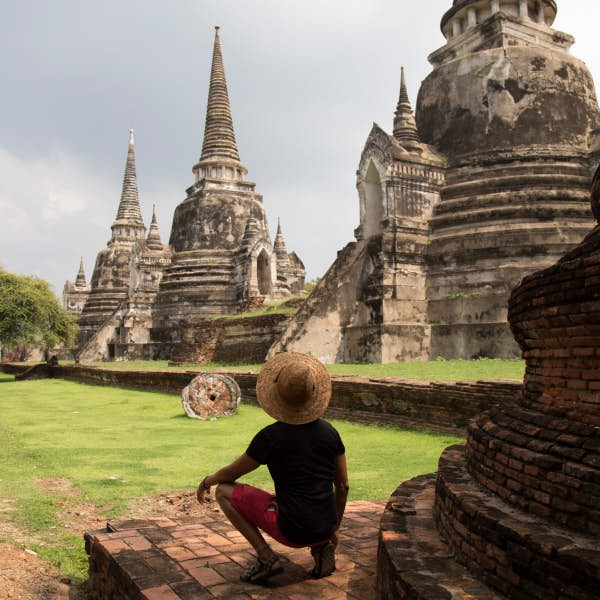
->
[377,474,503,600]
[435,445,600,600]
[378,449,600,599]
[84,500,384,599]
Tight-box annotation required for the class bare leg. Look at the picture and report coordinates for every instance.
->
[215,483,276,563]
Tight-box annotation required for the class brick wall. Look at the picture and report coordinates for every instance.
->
[170,313,291,365]
[0,363,520,435]
[433,445,599,600]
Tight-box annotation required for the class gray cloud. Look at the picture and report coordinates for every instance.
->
[1,0,599,294]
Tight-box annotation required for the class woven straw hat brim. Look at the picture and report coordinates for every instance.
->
[257,352,332,425]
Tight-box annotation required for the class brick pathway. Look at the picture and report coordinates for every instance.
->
[86,500,385,599]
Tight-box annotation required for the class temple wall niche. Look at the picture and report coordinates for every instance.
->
[256,249,272,296]
[360,160,385,238]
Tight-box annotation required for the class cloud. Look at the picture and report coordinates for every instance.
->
[0,145,118,291]
[0,197,33,240]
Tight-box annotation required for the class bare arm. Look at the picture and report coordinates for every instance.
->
[196,453,260,503]
[333,453,349,537]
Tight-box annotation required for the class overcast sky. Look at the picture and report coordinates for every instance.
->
[2,0,600,295]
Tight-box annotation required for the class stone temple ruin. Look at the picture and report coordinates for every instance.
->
[62,257,90,317]
[66,1,600,366]
[377,164,600,599]
[76,129,173,360]
[71,27,304,361]
[273,0,600,363]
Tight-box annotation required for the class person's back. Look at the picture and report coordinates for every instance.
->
[247,419,344,544]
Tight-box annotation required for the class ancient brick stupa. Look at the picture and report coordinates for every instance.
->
[76,131,171,359]
[377,167,600,599]
[77,130,148,347]
[273,0,600,363]
[151,26,304,343]
[62,257,90,318]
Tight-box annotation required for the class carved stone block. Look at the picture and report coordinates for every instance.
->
[181,373,241,419]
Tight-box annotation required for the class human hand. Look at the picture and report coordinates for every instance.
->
[196,477,211,504]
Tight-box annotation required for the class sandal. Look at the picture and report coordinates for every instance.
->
[240,553,283,584]
[310,541,336,578]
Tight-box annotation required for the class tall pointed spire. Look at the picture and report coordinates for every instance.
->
[146,205,164,250]
[200,26,240,162]
[274,218,289,260]
[75,257,87,287]
[114,129,145,227]
[393,68,420,143]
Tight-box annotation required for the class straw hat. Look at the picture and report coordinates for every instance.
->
[256,352,332,424]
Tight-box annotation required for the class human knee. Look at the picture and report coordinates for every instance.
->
[215,483,231,504]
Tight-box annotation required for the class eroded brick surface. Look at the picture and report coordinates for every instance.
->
[85,502,384,599]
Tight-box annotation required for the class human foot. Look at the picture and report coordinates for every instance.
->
[240,553,283,583]
[310,541,336,578]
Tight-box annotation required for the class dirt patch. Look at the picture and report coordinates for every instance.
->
[0,542,82,600]
[127,489,218,520]
[0,486,215,599]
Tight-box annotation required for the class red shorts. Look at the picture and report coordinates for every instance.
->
[230,484,325,549]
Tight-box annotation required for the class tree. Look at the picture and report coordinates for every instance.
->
[0,268,78,357]
[304,277,321,293]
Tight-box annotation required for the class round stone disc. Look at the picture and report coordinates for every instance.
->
[181,373,241,420]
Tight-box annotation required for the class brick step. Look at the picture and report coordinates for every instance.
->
[467,407,600,533]
[378,473,504,599]
[472,405,600,472]
[435,445,600,600]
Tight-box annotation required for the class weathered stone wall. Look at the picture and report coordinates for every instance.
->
[170,313,292,365]
[425,152,594,359]
[270,241,370,363]
[0,362,519,435]
[430,322,518,360]
[417,30,599,156]
[418,16,600,361]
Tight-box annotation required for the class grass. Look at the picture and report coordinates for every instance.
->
[0,373,462,581]
[324,358,525,381]
[215,295,307,320]
[74,357,525,381]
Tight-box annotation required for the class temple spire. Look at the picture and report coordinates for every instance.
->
[393,67,420,143]
[114,129,145,227]
[274,217,289,259]
[146,205,164,250]
[200,26,240,162]
[75,257,87,287]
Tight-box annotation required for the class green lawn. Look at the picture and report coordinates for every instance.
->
[0,373,462,581]
[76,357,525,381]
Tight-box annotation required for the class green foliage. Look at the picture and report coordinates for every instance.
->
[0,375,462,580]
[304,277,321,292]
[214,295,307,321]
[0,268,78,351]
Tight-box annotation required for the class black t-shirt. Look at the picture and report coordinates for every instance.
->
[246,419,345,545]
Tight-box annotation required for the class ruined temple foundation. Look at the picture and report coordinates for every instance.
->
[377,166,600,598]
